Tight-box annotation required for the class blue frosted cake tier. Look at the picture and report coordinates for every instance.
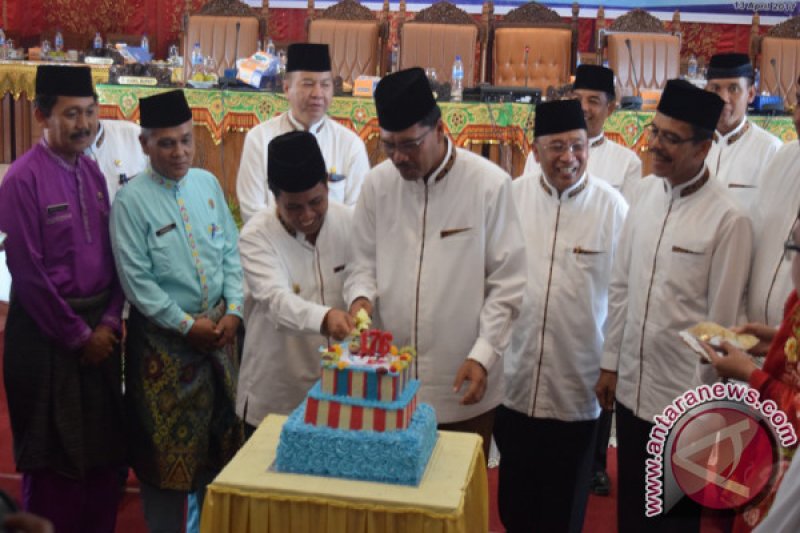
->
[275,402,438,486]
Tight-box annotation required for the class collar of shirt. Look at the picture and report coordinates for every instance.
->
[148,165,188,190]
[589,133,605,148]
[422,137,455,185]
[663,165,709,200]
[275,207,320,250]
[40,138,81,172]
[85,122,105,161]
[287,111,326,135]
[538,171,589,200]
[714,117,748,146]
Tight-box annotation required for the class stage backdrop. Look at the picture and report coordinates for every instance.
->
[0,1,783,64]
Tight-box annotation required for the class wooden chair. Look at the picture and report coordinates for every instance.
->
[490,1,579,90]
[751,13,800,106]
[598,8,681,97]
[397,0,490,87]
[306,0,389,84]
[182,0,267,77]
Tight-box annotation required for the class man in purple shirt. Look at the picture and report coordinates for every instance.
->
[0,65,126,532]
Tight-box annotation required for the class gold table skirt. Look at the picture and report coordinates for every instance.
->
[200,415,489,533]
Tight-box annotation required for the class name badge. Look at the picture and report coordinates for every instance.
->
[328,172,346,183]
[156,223,177,237]
[46,203,69,215]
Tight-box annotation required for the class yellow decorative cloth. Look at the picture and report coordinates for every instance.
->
[0,60,109,99]
[200,415,489,533]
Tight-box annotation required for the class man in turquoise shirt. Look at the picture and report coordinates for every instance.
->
[110,90,244,532]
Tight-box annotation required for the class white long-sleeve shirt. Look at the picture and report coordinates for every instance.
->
[505,173,628,421]
[706,118,782,214]
[86,120,148,202]
[237,201,352,425]
[236,111,370,224]
[601,168,753,422]
[522,133,642,203]
[344,140,527,423]
[747,141,800,326]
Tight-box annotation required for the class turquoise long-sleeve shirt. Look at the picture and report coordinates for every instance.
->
[111,167,244,334]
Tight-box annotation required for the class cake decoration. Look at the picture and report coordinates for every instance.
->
[275,323,436,485]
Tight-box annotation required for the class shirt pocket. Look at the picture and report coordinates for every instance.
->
[569,245,609,278]
[327,179,346,203]
[148,222,180,277]
[440,226,474,241]
[668,242,709,294]
[43,205,75,262]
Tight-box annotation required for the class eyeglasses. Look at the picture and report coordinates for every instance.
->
[539,141,587,156]
[785,240,800,261]
[380,129,432,156]
[645,123,697,147]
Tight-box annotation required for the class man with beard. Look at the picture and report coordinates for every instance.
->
[111,90,244,531]
[522,65,642,203]
[595,79,752,532]
[704,53,782,213]
[497,99,628,532]
[344,68,526,460]
[237,43,369,223]
[747,82,800,326]
[0,65,126,532]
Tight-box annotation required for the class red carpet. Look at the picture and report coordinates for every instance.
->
[0,303,618,532]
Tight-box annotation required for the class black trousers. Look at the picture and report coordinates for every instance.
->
[616,402,702,533]
[494,405,596,533]
[592,408,613,473]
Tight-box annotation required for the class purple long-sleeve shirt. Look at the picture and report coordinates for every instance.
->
[0,140,124,350]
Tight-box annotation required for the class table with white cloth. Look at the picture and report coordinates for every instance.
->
[200,414,489,533]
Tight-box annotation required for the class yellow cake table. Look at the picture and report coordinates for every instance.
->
[200,414,489,533]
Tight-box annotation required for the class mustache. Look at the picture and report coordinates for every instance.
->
[650,148,671,162]
[70,129,92,140]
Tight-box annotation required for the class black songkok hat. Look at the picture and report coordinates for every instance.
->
[657,79,724,132]
[286,43,332,72]
[35,65,94,97]
[139,90,193,129]
[268,131,327,193]
[706,53,754,80]
[534,99,587,137]
[573,64,616,98]
[374,67,437,132]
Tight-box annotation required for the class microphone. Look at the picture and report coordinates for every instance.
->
[620,38,642,110]
[523,45,530,89]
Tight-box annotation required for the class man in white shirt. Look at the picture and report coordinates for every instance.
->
[236,43,370,223]
[497,99,628,533]
[747,91,800,326]
[344,68,526,460]
[237,131,354,434]
[86,119,148,202]
[522,64,642,203]
[595,79,753,532]
[704,53,782,214]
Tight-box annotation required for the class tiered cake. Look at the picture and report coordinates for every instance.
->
[275,326,438,485]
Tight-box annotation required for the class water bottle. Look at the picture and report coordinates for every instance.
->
[54,29,64,52]
[141,33,149,54]
[391,41,399,73]
[266,38,275,57]
[93,32,103,53]
[687,54,698,79]
[754,68,761,94]
[0,29,6,60]
[191,42,203,77]
[451,55,464,102]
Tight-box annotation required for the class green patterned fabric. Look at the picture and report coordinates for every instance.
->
[96,84,797,148]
